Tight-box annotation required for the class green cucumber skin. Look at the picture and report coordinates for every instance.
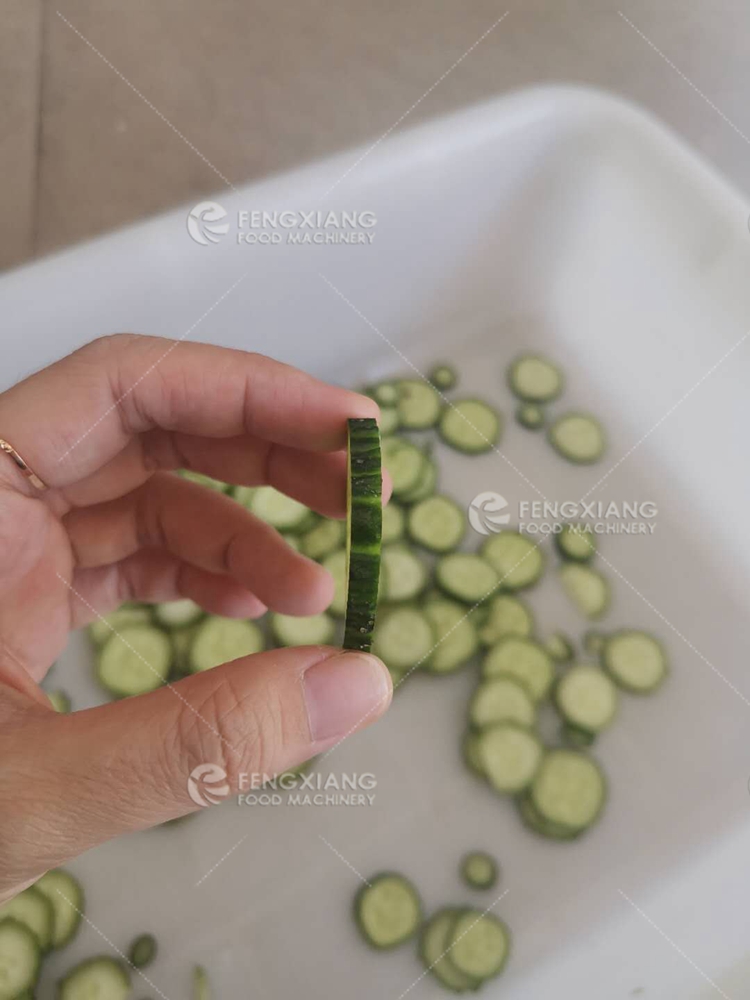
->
[344,419,382,652]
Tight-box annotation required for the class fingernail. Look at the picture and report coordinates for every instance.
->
[303,652,392,742]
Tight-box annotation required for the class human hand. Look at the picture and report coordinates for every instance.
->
[0,334,392,900]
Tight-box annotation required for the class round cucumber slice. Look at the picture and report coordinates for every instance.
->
[435,553,500,604]
[555,523,596,562]
[188,618,264,673]
[249,486,312,531]
[531,749,606,832]
[270,613,336,647]
[548,413,606,464]
[422,598,479,675]
[300,518,345,561]
[508,353,563,402]
[58,957,130,1000]
[478,723,543,794]
[460,852,499,891]
[34,869,83,948]
[354,873,422,949]
[478,594,534,646]
[555,664,618,733]
[602,630,668,693]
[515,402,545,430]
[97,625,171,697]
[428,364,458,391]
[480,531,544,591]
[380,545,429,603]
[559,563,610,620]
[482,637,554,702]
[469,677,537,730]
[447,910,511,983]
[407,495,465,553]
[396,379,442,429]
[381,503,406,544]
[439,399,501,454]
[0,889,53,952]
[381,437,427,498]
[0,919,41,1000]
[373,607,434,673]
[420,909,475,991]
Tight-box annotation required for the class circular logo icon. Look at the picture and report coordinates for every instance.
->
[187,763,230,807]
[187,201,230,245]
[468,491,510,535]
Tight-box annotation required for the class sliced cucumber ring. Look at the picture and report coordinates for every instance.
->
[428,364,458,391]
[555,523,596,562]
[555,664,618,734]
[87,603,152,646]
[128,932,157,969]
[381,437,427,498]
[188,617,264,672]
[380,545,429,603]
[34,869,83,948]
[97,625,171,697]
[381,503,406,544]
[373,608,434,673]
[153,599,205,630]
[396,379,442,429]
[602,630,668,693]
[354,873,422,949]
[559,563,610,619]
[447,909,511,983]
[548,413,606,464]
[407,495,465,553]
[469,677,536,730]
[530,749,606,833]
[422,598,479,675]
[436,553,499,604]
[0,918,40,1000]
[270,612,335,647]
[481,531,544,591]
[344,418,382,653]
[477,594,534,646]
[515,402,545,430]
[300,518,346,561]
[460,852,499,891]
[398,454,438,505]
[482,637,554,702]
[419,909,475,992]
[478,723,543,794]
[58,957,130,1000]
[0,889,53,952]
[508,353,563,402]
[439,399,501,454]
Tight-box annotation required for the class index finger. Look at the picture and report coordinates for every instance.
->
[0,334,379,488]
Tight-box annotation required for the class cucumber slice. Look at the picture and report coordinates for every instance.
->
[548,413,606,464]
[516,794,579,841]
[34,869,83,948]
[344,418,382,652]
[481,531,544,591]
[507,353,563,402]
[354,873,422,949]
[153,599,204,630]
[439,399,501,454]
[555,664,618,734]
[178,470,230,493]
[530,749,606,832]
[460,852,499,891]
[602,630,668,693]
[170,625,197,675]
[193,965,211,1000]
[379,406,400,436]
[583,630,607,657]
[396,379,442,429]
[398,455,438,505]
[428,365,458,391]
[482,637,555,702]
[422,598,479,675]
[47,690,71,713]
[544,631,575,663]
[559,563,610,619]
[515,402,545,430]
[97,625,171,697]
[469,677,536,730]
[58,957,130,1000]
[407,495,465,553]
[381,503,405,544]
[477,594,534,646]
[381,437,427,498]
[0,918,40,1000]
[555,523,596,562]
[435,553,499,604]
[231,485,256,508]
[322,549,348,616]
[248,486,312,531]
[462,731,485,777]
[419,909,475,992]
[447,910,510,983]
[271,612,335,647]
[300,518,345,560]
[478,723,543,794]
[87,603,152,646]
[380,545,429,603]
[128,932,157,969]
[372,607,434,673]
[0,888,53,952]
[188,617,265,672]
[371,382,399,407]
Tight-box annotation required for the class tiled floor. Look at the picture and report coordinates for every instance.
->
[2,2,749,273]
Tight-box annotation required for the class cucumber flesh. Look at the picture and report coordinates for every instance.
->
[439,399,501,454]
[460,852,499,891]
[0,889,53,952]
[544,631,575,663]
[559,563,610,619]
[344,418,382,653]
[477,594,534,646]
[379,406,400,436]
[380,545,429,603]
[322,549,348,616]
[396,379,442,430]
[555,523,596,562]
[428,365,458,391]
[300,518,345,560]
[373,608,434,673]
[371,382,399,407]
[481,531,544,591]
[381,503,406,544]
[482,637,555,702]
[381,437,427,498]
[548,413,606,464]
[462,731,485,777]
[270,612,335,647]
[153,599,204,629]
[508,353,563,402]
[249,486,311,531]
[188,617,264,673]
[87,604,152,646]
[420,909,475,992]
[58,957,130,1000]
[97,625,172,697]
[0,918,40,1000]
[603,630,667,693]
[422,598,478,675]
[355,873,422,949]
[515,402,545,430]
[34,869,83,949]
[478,723,543,794]
[398,455,438,504]
[407,495,465,553]
[531,749,606,832]
[469,677,536,730]
[435,553,499,605]
[447,910,511,983]
[555,664,618,734]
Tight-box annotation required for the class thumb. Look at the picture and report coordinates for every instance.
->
[4,646,391,881]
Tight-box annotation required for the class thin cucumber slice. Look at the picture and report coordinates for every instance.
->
[478,723,543,794]
[460,852,499,891]
[507,353,563,402]
[482,637,555,702]
[422,598,478,675]
[559,563,610,619]
[188,617,264,673]
[97,625,171,698]
[193,965,211,1000]
[47,690,71,713]
[462,731,485,777]
[372,382,399,407]
[271,612,335,647]
[0,889,53,952]
[398,455,438,505]
[322,549,348,616]
[555,523,596,562]
[428,365,458,391]
[128,933,157,969]
[34,869,83,948]
[447,910,511,983]
[583,630,607,657]
[469,677,536,730]
[531,749,606,832]
[0,919,40,1000]
[419,910,475,992]
[354,873,422,949]
[380,545,429,603]
[373,607,434,673]
[379,406,400,436]
[58,957,130,1000]
[300,518,345,561]
[248,486,312,532]
[396,379,442,429]
[515,402,545,430]
[153,599,204,630]
[516,794,579,841]
[87,603,152,646]
[381,437,427,498]
[439,399,501,454]
[548,413,606,464]
[544,631,575,663]
[381,503,406,544]
[555,664,618,734]
[435,553,499,605]
[170,626,197,675]
[478,594,534,646]
[481,531,544,591]
[344,418,382,652]
[407,495,465,553]
[602,630,668,693]
[178,470,229,493]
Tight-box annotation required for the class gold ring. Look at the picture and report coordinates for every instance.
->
[0,439,47,492]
